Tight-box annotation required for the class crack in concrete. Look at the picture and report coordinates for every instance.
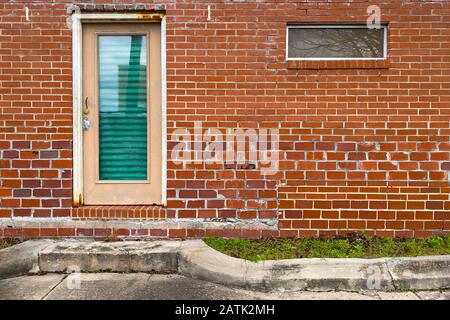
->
[385,260,398,290]
[41,274,68,300]
[412,291,422,300]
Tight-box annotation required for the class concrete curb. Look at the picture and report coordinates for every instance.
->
[3,239,448,292]
[0,240,54,280]
[178,240,450,292]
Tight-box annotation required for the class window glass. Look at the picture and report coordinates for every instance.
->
[98,35,148,180]
[288,27,385,59]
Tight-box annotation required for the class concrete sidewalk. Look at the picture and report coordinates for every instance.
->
[1,273,449,300]
[1,239,449,294]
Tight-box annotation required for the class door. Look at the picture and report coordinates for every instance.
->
[82,23,162,205]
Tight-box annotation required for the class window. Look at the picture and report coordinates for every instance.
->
[81,23,162,205]
[98,35,148,181]
[287,25,387,60]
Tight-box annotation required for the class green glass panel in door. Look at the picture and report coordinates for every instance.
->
[98,35,148,180]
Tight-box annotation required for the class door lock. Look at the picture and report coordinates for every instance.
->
[82,97,91,130]
[82,116,92,130]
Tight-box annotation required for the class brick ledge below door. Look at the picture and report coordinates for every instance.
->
[0,217,279,239]
[73,205,166,220]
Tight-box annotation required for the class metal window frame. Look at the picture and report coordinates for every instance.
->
[286,24,388,61]
[71,13,167,206]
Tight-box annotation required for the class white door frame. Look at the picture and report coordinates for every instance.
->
[71,12,167,206]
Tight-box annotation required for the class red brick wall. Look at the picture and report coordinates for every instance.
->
[0,0,449,239]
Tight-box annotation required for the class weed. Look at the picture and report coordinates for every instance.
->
[204,235,450,262]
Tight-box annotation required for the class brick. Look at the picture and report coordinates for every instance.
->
[169,228,187,238]
[441,162,450,170]
[0,0,449,240]
[149,229,167,237]
[426,201,444,210]
[3,150,19,158]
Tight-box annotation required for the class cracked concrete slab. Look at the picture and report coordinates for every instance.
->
[414,291,450,300]
[44,273,257,300]
[256,290,379,300]
[0,239,54,279]
[376,292,420,300]
[386,256,450,290]
[0,274,65,300]
[1,273,448,300]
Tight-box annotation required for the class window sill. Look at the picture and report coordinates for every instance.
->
[286,59,390,70]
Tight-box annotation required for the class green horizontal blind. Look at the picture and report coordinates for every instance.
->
[98,35,148,180]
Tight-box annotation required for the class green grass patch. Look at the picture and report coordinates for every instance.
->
[0,238,21,250]
[204,234,450,262]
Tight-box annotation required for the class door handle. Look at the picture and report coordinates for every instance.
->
[83,97,90,115]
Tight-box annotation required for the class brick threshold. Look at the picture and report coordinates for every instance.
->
[73,205,166,220]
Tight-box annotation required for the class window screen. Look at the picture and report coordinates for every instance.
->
[287,26,386,59]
